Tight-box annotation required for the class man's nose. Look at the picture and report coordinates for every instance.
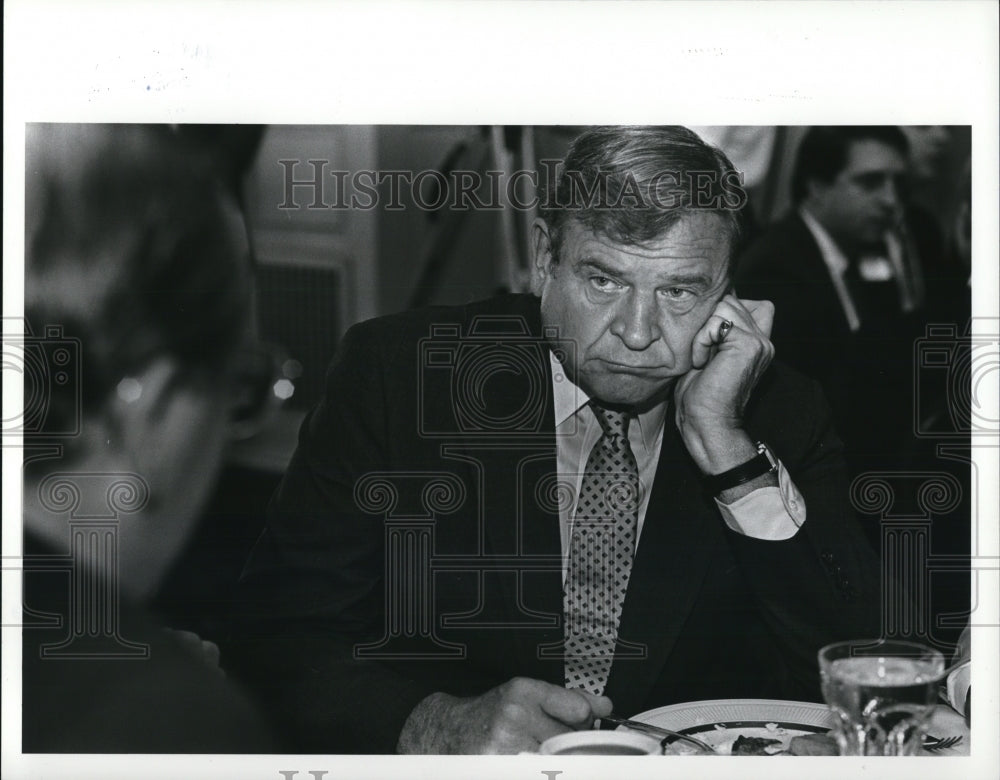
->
[610,293,661,350]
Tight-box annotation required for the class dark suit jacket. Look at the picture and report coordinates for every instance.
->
[735,212,970,476]
[227,293,880,753]
[735,214,854,387]
[735,214,909,475]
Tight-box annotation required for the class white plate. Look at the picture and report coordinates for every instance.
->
[626,699,834,755]
[624,699,969,756]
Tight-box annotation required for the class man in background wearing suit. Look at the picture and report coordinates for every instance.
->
[735,126,968,479]
[228,126,880,754]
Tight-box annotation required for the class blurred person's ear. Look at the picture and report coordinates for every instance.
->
[104,356,228,476]
[23,354,227,598]
[98,355,232,599]
[59,357,182,475]
[103,357,183,446]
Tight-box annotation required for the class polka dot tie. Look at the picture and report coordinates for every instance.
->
[564,402,640,696]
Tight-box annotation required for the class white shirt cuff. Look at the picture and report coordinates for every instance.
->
[946,665,971,715]
[946,625,971,715]
[714,459,806,540]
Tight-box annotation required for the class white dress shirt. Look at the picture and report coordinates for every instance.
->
[800,207,921,330]
[800,207,862,333]
[550,353,806,579]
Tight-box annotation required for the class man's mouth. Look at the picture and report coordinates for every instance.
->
[597,360,672,377]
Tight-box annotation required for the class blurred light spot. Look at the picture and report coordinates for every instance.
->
[273,378,295,401]
[117,377,143,404]
[282,359,303,379]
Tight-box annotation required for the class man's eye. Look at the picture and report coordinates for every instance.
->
[661,287,694,300]
[855,173,885,192]
[590,276,622,291]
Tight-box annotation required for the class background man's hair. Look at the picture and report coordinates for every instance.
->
[538,125,745,266]
[25,124,253,432]
[791,125,910,204]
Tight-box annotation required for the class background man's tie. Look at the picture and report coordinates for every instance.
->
[564,402,640,696]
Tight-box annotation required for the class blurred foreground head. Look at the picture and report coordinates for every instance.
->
[24,124,254,598]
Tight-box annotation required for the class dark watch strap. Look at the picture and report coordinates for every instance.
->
[703,442,777,496]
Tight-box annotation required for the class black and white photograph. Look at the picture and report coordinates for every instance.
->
[3,3,998,780]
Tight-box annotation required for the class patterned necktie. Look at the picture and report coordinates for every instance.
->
[564,402,640,696]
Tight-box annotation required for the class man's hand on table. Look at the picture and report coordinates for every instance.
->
[396,677,612,754]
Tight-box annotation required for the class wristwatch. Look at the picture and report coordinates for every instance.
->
[703,442,778,496]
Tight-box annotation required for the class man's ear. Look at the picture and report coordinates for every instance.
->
[530,218,555,296]
[103,356,184,458]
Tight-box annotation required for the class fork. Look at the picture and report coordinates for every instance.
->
[602,714,716,754]
[923,734,963,751]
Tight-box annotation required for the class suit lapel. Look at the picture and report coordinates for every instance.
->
[790,214,860,334]
[455,301,564,681]
[603,417,720,716]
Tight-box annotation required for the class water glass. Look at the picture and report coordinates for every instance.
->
[819,639,945,755]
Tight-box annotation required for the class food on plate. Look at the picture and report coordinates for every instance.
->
[786,733,839,756]
[732,735,783,755]
[662,722,827,755]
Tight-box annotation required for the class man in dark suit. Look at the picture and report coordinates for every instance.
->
[228,126,880,754]
[735,126,969,479]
